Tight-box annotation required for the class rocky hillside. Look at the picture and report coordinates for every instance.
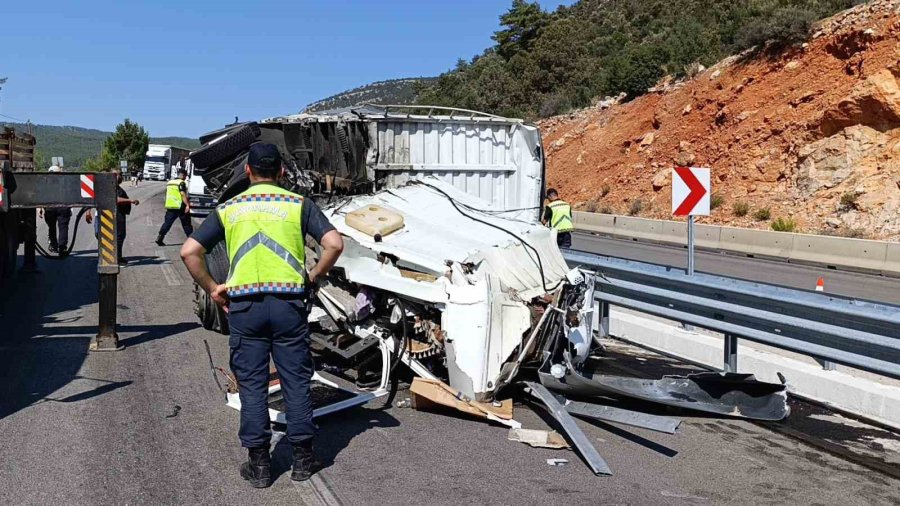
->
[541,0,900,240]
[304,77,435,113]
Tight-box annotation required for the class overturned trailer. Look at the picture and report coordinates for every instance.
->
[194,106,594,401]
[192,105,789,473]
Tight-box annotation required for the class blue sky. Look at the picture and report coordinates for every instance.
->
[1,0,574,138]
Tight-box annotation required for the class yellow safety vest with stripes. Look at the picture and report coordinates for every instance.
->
[548,200,574,233]
[165,179,185,209]
[217,183,306,297]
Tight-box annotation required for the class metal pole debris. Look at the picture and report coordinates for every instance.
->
[564,400,681,434]
[525,382,612,476]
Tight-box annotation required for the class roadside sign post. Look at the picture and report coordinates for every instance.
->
[687,216,695,276]
[672,166,712,341]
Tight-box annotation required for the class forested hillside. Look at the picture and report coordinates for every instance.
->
[416,0,861,118]
[1,122,199,168]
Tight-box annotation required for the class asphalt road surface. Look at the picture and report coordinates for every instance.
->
[1,181,898,505]
[571,232,900,305]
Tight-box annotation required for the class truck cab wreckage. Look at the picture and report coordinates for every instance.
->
[190,105,789,475]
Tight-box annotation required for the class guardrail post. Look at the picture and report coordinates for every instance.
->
[724,334,738,373]
[598,301,610,338]
[816,358,837,371]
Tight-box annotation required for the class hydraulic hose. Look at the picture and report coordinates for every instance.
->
[35,207,90,260]
[354,297,411,391]
[408,180,561,293]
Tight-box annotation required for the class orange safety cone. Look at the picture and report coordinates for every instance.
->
[815,277,825,292]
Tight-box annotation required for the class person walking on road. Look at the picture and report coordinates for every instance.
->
[181,143,344,488]
[112,169,139,265]
[542,188,574,249]
[155,169,193,246]
[39,165,72,256]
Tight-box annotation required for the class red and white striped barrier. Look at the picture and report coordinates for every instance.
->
[80,174,95,199]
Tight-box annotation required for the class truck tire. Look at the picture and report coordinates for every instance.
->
[199,123,245,145]
[191,122,260,170]
[194,242,230,335]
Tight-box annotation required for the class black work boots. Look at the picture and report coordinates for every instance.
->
[240,446,272,488]
[291,441,320,482]
[154,235,164,246]
[239,442,319,487]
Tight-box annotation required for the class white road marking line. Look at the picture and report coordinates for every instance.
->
[160,265,182,286]
[146,215,153,227]
[156,248,182,286]
[291,473,342,506]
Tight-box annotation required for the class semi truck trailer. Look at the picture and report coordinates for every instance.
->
[143,144,190,181]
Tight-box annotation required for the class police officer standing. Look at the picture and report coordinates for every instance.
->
[155,169,193,246]
[541,188,574,249]
[180,144,344,488]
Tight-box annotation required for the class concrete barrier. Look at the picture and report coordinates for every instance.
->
[790,234,889,273]
[573,211,900,275]
[886,243,900,278]
[573,212,615,235]
[613,215,685,243]
[694,224,722,250]
[713,225,795,259]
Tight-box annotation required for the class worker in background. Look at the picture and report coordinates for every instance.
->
[155,169,193,246]
[39,165,72,256]
[113,169,139,265]
[85,169,139,265]
[181,144,344,488]
[542,188,574,249]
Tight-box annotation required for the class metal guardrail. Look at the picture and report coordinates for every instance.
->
[573,212,900,276]
[563,250,900,380]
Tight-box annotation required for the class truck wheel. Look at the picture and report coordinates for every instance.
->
[194,242,231,335]
[199,122,246,145]
[191,122,260,169]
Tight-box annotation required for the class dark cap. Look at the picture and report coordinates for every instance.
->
[247,143,282,172]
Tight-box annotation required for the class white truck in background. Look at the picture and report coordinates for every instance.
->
[187,164,215,217]
[143,144,190,181]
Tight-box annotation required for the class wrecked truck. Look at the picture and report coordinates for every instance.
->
[192,105,595,402]
[191,105,789,473]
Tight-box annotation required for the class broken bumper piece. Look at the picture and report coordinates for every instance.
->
[540,369,789,421]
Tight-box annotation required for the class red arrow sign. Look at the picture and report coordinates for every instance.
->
[673,166,708,216]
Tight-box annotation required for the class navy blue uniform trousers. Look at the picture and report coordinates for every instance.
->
[158,209,194,239]
[228,294,315,448]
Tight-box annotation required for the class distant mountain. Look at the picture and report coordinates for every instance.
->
[304,77,436,113]
[1,122,200,168]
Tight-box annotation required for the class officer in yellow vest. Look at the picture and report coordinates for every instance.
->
[155,168,193,246]
[180,144,344,488]
[542,188,574,249]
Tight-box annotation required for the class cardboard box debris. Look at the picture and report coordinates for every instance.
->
[508,428,570,449]
[409,377,513,422]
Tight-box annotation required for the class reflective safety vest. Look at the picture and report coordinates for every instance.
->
[217,183,306,297]
[165,179,185,209]
[548,200,574,233]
